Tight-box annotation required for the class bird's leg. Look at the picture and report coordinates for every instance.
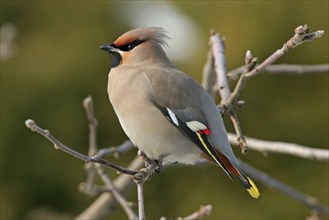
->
[138,150,163,174]
[153,154,166,173]
[138,150,154,169]
[153,159,163,173]
[133,151,154,183]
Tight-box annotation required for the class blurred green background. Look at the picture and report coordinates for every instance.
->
[1,1,328,219]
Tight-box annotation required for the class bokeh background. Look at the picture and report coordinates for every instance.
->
[1,1,328,219]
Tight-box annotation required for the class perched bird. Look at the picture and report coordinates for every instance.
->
[100,27,260,198]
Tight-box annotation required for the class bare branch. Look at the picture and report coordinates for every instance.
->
[179,205,213,220]
[225,25,324,105]
[229,111,248,154]
[98,140,134,158]
[210,31,249,153]
[24,119,138,176]
[210,31,230,101]
[227,64,329,80]
[228,133,329,161]
[224,50,257,110]
[201,49,217,98]
[82,96,138,219]
[25,114,153,219]
[85,96,159,220]
[239,160,329,215]
[160,205,212,220]
[83,95,98,156]
[245,25,324,79]
[96,164,138,220]
[81,96,99,196]
[76,157,144,220]
[136,181,145,220]
[211,25,324,154]
[132,150,168,220]
[264,63,328,74]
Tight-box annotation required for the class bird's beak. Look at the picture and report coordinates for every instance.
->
[99,44,115,52]
[100,44,117,53]
[100,44,122,67]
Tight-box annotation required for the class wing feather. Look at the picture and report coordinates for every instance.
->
[143,67,260,198]
[143,67,237,166]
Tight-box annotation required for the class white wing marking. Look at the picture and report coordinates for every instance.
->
[186,121,207,132]
[166,108,179,126]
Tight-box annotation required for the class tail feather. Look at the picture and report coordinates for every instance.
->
[237,173,260,199]
[201,150,260,198]
[245,177,260,199]
[217,152,260,199]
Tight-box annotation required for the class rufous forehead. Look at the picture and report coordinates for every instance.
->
[114,35,138,47]
[112,27,167,47]
[113,30,146,47]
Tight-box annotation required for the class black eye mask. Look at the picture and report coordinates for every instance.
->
[111,39,145,52]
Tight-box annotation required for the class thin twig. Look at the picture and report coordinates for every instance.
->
[83,96,155,220]
[227,64,329,80]
[201,49,217,98]
[210,31,230,102]
[263,63,328,74]
[132,150,167,220]
[225,51,257,153]
[76,151,172,220]
[79,141,135,196]
[82,96,138,219]
[213,25,324,153]
[239,160,329,216]
[229,111,248,154]
[223,50,258,110]
[96,164,138,220]
[98,140,134,158]
[245,25,324,79]
[80,96,99,195]
[179,205,213,220]
[25,117,157,219]
[136,181,145,220]
[25,119,138,176]
[228,133,329,161]
[75,157,144,220]
[210,31,249,153]
[83,95,98,156]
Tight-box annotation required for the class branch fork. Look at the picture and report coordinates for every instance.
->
[208,24,325,153]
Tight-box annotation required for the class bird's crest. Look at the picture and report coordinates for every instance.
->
[114,27,169,48]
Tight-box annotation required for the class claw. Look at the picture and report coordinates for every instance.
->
[154,160,163,173]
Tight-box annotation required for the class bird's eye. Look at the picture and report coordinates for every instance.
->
[126,43,135,51]
[119,40,144,52]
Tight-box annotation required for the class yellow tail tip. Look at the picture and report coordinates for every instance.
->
[246,177,260,199]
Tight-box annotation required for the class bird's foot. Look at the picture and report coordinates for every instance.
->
[137,150,164,175]
[153,159,163,173]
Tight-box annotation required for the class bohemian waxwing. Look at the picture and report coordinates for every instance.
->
[100,27,260,198]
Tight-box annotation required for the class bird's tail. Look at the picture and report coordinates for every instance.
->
[236,173,260,199]
[216,152,260,199]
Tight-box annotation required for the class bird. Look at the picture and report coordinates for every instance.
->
[100,27,260,198]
